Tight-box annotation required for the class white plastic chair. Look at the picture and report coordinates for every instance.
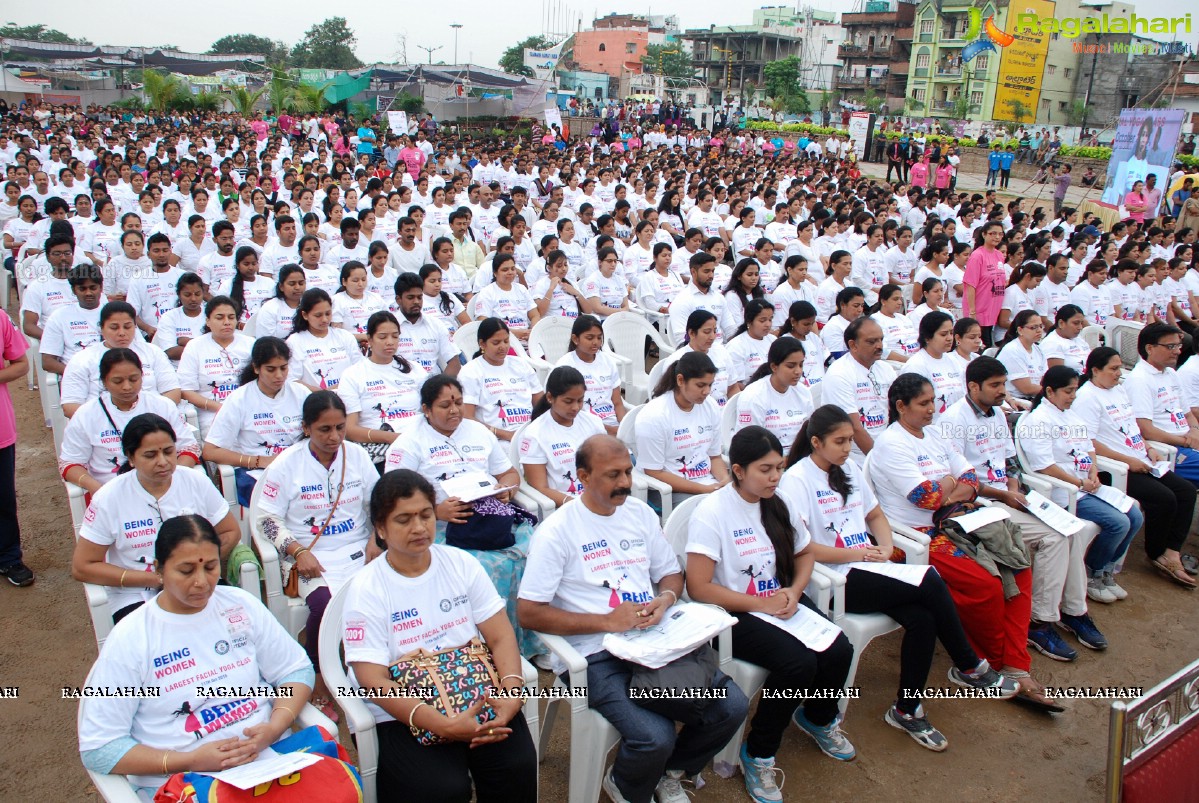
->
[247,473,308,637]
[317,582,542,803]
[467,294,481,320]
[602,311,676,405]
[1105,319,1144,370]
[452,319,481,359]
[1012,412,1129,503]
[47,372,66,453]
[615,403,677,524]
[66,483,114,650]
[78,665,337,803]
[242,308,260,338]
[628,300,669,332]
[1081,324,1106,351]
[506,422,557,521]
[809,380,823,407]
[719,393,741,460]
[527,315,575,363]
[23,333,37,392]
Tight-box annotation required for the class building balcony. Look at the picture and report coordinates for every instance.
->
[836,74,886,89]
[838,44,868,58]
[934,66,963,78]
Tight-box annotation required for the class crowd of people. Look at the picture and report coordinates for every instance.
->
[2,98,1198,803]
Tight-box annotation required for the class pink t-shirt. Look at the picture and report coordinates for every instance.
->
[250,120,269,141]
[909,162,929,186]
[963,246,1006,325]
[399,147,426,180]
[0,312,28,449]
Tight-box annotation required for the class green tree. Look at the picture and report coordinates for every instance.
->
[228,86,266,116]
[1065,99,1087,126]
[394,92,424,114]
[863,90,884,113]
[951,94,970,120]
[499,36,555,76]
[292,82,331,114]
[641,45,693,79]
[266,67,294,113]
[190,90,224,113]
[1005,98,1033,123]
[0,23,90,44]
[762,56,801,99]
[210,34,290,64]
[291,17,362,70]
[140,69,185,114]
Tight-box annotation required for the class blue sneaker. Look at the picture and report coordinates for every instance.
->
[1058,613,1108,651]
[738,743,784,802]
[1027,623,1078,662]
[792,707,857,761]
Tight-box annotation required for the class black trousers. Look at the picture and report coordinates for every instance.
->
[732,599,853,758]
[843,568,979,714]
[0,444,19,566]
[1125,470,1197,559]
[376,711,537,803]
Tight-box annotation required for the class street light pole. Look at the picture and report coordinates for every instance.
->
[450,24,462,65]
[418,45,443,64]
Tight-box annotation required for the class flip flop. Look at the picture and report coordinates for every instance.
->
[1153,557,1197,589]
[1180,553,1199,576]
[1008,679,1066,714]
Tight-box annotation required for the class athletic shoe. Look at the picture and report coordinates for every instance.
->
[0,561,33,587]
[1027,623,1078,662]
[654,770,691,803]
[947,660,1020,698]
[1102,571,1128,600]
[1059,613,1108,651]
[884,704,948,751]
[1087,576,1118,604]
[792,707,857,761]
[603,766,631,803]
[738,743,784,803]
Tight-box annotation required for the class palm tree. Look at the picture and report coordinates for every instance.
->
[191,90,223,113]
[292,82,330,114]
[229,86,266,117]
[267,67,294,114]
[141,69,184,114]
[1005,98,1032,124]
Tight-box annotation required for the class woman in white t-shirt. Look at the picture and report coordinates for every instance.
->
[783,406,1017,749]
[1069,260,1116,327]
[1041,303,1090,372]
[71,414,238,620]
[216,246,274,326]
[911,238,949,307]
[339,311,428,466]
[636,242,683,314]
[77,517,319,799]
[518,366,606,506]
[428,236,471,299]
[996,310,1048,401]
[996,263,1045,343]
[872,283,919,362]
[821,286,865,360]
[341,470,537,803]
[555,315,626,432]
[778,300,828,392]
[331,260,386,343]
[672,309,737,405]
[419,263,469,335]
[474,254,540,343]
[460,318,544,441]
[770,255,818,332]
[900,310,963,420]
[735,337,814,451]
[532,249,585,320]
[60,350,200,495]
[685,426,856,774]
[296,234,340,295]
[82,198,122,267]
[581,246,630,318]
[150,273,206,365]
[256,264,307,340]
[286,288,363,392]
[177,296,254,434]
[637,351,730,509]
[256,392,379,713]
[1076,348,1196,589]
[203,337,312,506]
[907,277,955,333]
[725,298,778,386]
[721,258,765,338]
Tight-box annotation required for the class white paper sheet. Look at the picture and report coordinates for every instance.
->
[602,602,736,669]
[1023,489,1087,536]
[205,748,321,790]
[440,471,516,503]
[949,506,1010,533]
[847,561,932,586]
[1151,461,1172,478]
[1084,484,1135,513]
[749,605,841,652]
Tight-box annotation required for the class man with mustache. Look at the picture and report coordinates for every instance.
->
[669,252,727,347]
[820,317,896,465]
[519,434,748,803]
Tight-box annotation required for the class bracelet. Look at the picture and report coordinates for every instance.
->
[659,589,678,606]
[119,570,127,588]
[293,546,309,559]
[239,455,246,468]
[367,430,375,443]
[499,673,524,685]
[408,701,428,732]
[255,456,261,470]
[272,703,298,727]
[162,750,171,775]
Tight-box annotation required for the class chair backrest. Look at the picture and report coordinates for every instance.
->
[602,311,658,379]
[1081,324,1106,351]
[647,352,674,392]
[467,294,480,320]
[615,403,643,454]
[1108,320,1144,370]
[809,380,823,407]
[453,320,481,359]
[243,309,260,338]
[662,495,706,572]
[528,315,575,363]
[982,346,998,359]
[720,392,741,457]
[317,583,355,696]
[66,483,87,540]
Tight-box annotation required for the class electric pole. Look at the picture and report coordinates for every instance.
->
[417,45,443,64]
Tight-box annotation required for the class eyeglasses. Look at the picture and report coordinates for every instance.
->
[1152,342,1184,351]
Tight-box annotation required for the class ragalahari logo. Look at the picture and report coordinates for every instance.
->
[961,7,1016,63]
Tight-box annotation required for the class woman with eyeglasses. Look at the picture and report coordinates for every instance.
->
[996,309,1048,402]
[177,296,254,434]
[70,413,238,622]
[581,246,631,319]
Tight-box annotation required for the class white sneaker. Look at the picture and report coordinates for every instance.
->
[655,770,694,803]
[603,766,631,803]
[1102,571,1128,600]
[1087,576,1117,604]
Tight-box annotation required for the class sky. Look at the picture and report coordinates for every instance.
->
[4,0,1197,70]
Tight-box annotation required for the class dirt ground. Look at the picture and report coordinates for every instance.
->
[1,177,1197,801]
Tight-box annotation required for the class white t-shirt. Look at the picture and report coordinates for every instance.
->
[781,457,876,575]
[637,269,684,311]
[666,344,735,406]
[850,246,887,303]
[59,392,199,485]
[1123,361,1191,436]
[172,236,216,274]
[556,349,623,427]
[475,282,536,330]
[1034,279,1071,322]
[150,307,207,363]
[725,333,776,386]
[517,409,606,497]
[996,340,1048,400]
[254,298,297,339]
[1039,330,1089,372]
[873,312,919,358]
[127,268,185,326]
[884,245,919,285]
[635,393,722,486]
[177,333,254,431]
[581,271,629,313]
[734,377,814,451]
[459,356,543,432]
[259,241,299,275]
[331,291,387,334]
[341,544,505,722]
[79,466,229,613]
[384,417,511,503]
[901,349,965,419]
[532,276,582,319]
[933,396,1015,491]
[518,497,679,660]
[814,277,844,323]
[19,275,75,329]
[871,423,974,529]
[1074,381,1149,462]
[687,483,809,593]
[41,303,102,362]
[286,328,362,391]
[1015,400,1095,507]
[821,356,896,461]
[197,251,236,289]
[214,274,273,325]
[769,280,817,330]
[669,284,725,346]
[1069,281,1115,327]
[337,358,428,431]
[61,339,180,407]
[205,381,311,479]
[395,314,459,374]
[1177,357,1199,410]
[77,587,310,789]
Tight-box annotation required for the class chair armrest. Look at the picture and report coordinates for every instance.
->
[891,530,928,561]
[1147,440,1177,469]
[810,564,846,621]
[1096,456,1129,492]
[514,486,555,523]
[250,523,286,619]
[535,631,589,712]
[1028,472,1079,513]
[85,770,143,803]
[634,469,674,521]
[296,702,337,734]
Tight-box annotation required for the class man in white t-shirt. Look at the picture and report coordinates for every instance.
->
[391,272,461,376]
[821,318,896,463]
[387,217,431,275]
[1123,323,1199,485]
[517,435,748,803]
[669,252,726,346]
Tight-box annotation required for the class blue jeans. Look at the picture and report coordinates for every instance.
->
[1171,446,1199,485]
[581,650,748,803]
[1076,493,1144,574]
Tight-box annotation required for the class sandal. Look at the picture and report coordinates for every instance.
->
[1008,676,1066,714]
[1152,557,1197,589]
[311,695,340,723]
[1180,553,1199,576]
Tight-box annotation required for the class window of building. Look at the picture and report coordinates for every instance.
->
[1046,64,1056,75]
[919,19,934,34]
[1059,101,1067,111]
[598,43,606,52]
[1064,67,1071,78]
[971,90,983,105]
[976,54,989,70]
[916,52,930,68]
[913,88,925,101]
[1041,98,1050,107]
[625,42,636,54]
